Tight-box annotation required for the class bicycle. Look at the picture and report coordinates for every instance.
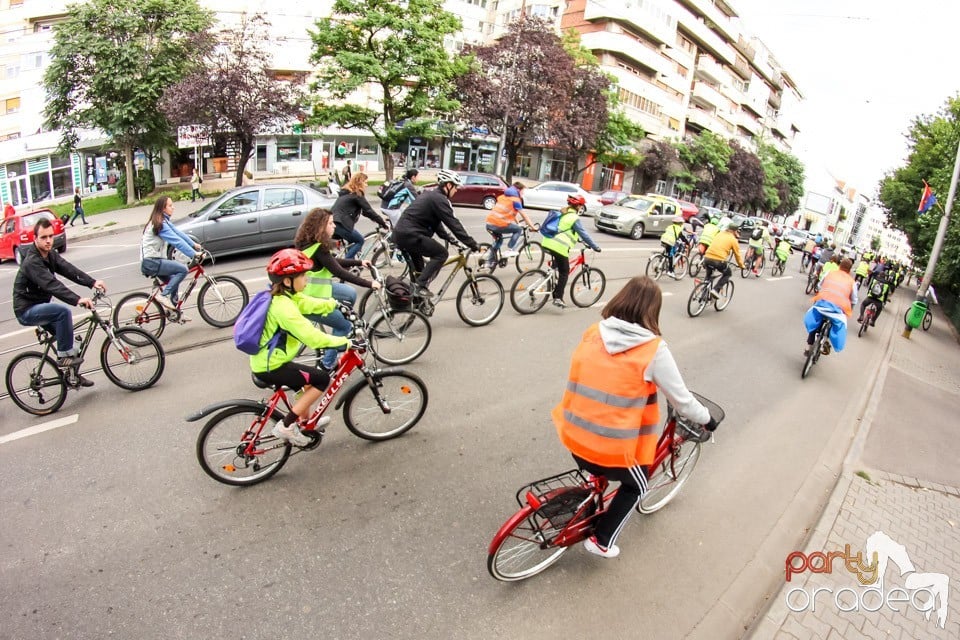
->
[771,254,787,277]
[801,317,832,378]
[509,248,606,314]
[5,291,165,415]
[477,224,544,274]
[686,261,735,317]
[687,247,705,278]
[804,264,822,295]
[113,251,248,338]
[741,246,765,278]
[357,223,411,280]
[487,392,724,581]
[645,243,689,281]
[190,336,428,486]
[858,302,878,338]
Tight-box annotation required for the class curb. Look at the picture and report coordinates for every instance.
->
[67,223,142,243]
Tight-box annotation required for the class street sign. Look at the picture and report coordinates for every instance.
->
[177,125,212,149]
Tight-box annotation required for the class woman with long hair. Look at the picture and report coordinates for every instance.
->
[294,208,380,371]
[331,172,388,259]
[140,196,202,311]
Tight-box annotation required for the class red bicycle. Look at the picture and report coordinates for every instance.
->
[487,393,723,581]
[509,248,607,313]
[189,323,428,486]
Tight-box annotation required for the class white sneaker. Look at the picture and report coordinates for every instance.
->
[583,535,620,558]
[271,422,311,447]
[708,288,720,299]
[155,293,176,309]
[501,248,519,258]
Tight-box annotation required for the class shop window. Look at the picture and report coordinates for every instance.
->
[299,142,312,161]
[276,136,301,162]
[29,172,52,202]
[5,161,26,177]
[51,154,71,168]
[52,167,72,198]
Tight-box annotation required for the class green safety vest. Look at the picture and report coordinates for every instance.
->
[540,210,580,257]
[661,223,682,245]
[855,260,870,277]
[775,240,791,261]
[301,243,333,299]
[699,223,719,247]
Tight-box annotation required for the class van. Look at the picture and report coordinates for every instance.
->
[594,194,683,240]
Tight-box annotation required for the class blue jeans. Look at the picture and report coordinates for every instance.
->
[486,223,522,254]
[18,303,76,356]
[307,282,356,369]
[141,258,188,302]
[334,224,364,260]
[69,205,86,225]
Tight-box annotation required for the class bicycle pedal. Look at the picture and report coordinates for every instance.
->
[298,430,323,451]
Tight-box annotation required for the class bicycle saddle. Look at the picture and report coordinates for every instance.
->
[250,373,287,391]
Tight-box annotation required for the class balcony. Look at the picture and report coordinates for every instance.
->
[737,110,761,136]
[685,106,730,136]
[583,0,676,46]
[768,91,781,109]
[657,69,691,97]
[683,0,738,42]
[695,54,727,85]
[690,80,723,110]
[580,31,670,77]
[734,36,756,62]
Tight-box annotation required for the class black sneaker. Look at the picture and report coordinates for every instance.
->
[76,376,94,388]
[415,285,437,301]
[58,355,83,368]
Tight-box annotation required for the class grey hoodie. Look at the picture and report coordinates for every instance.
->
[597,317,710,425]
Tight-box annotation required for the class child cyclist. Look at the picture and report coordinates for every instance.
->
[253,249,353,447]
[540,194,602,308]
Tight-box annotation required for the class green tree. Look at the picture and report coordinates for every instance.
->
[309,0,467,181]
[871,235,882,252]
[757,143,805,217]
[674,131,732,195]
[43,0,214,204]
[635,140,680,194]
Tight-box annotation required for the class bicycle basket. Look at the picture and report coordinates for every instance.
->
[535,486,596,529]
[671,391,725,442]
[384,275,412,310]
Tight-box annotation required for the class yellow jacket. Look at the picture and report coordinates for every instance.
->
[704,231,744,268]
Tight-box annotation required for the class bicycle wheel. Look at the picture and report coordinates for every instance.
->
[510,269,551,314]
[5,352,67,416]
[197,275,248,328]
[673,253,688,280]
[686,283,709,317]
[487,506,569,581]
[740,258,751,278]
[646,254,665,280]
[516,241,544,272]
[858,316,869,337]
[100,328,165,391]
[638,439,702,514]
[368,309,432,365]
[923,311,932,331]
[570,267,606,307]
[113,292,167,338]
[341,370,427,441]
[688,252,704,278]
[714,280,734,311]
[196,405,291,486]
[370,245,409,280]
[456,274,504,327]
[805,273,817,295]
[754,255,766,277]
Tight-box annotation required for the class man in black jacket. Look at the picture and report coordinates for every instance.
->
[13,218,106,382]
[393,169,481,299]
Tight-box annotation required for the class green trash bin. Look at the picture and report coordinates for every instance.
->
[905,301,928,329]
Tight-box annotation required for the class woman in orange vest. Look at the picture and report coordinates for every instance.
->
[803,257,857,356]
[553,276,716,559]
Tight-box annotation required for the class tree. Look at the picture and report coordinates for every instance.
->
[308,0,467,181]
[674,131,732,196]
[712,141,764,210]
[635,140,680,194]
[43,0,213,204]
[757,142,805,217]
[161,14,305,187]
[457,17,608,182]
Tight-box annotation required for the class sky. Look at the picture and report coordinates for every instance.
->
[731,0,960,198]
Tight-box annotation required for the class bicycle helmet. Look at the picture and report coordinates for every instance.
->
[567,194,587,207]
[267,248,313,282]
[436,169,463,187]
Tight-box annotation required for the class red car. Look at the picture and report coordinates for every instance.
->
[600,190,630,205]
[422,171,508,209]
[0,208,67,263]
[678,199,699,221]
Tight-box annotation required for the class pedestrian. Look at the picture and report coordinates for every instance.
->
[3,202,14,218]
[342,159,352,182]
[190,169,205,202]
[553,276,716,558]
[68,187,88,226]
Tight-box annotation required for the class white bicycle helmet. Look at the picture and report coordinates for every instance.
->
[436,169,463,187]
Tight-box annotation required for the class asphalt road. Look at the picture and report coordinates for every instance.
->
[0,213,888,639]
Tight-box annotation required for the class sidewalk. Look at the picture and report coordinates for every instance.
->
[748,291,960,639]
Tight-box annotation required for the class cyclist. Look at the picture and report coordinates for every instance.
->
[702,221,744,298]
[745,224,773,277]
[773,232,792,270]
[140,195,203,312]
[658,215,686,277]
[254,248,352,447]
[697,214,721,254]
[854,256,870,288]
[553,276,716,558]
[857,272,891,326]
[803,257,857,357]
[393,169,481,300]
[332,172,389,259]
[540,194,602,308]
[13,217,106,384]
[483,182,536,268]
[294,208,381,372]
[812,241,836,280]
[381,169,420,228]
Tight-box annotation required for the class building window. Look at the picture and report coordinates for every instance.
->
[10,0,24,6]
[3,97,20,114]
[677,34,695,55]
[618,88,663,119]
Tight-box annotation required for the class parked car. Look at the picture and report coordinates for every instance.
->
[0,208,67,263]
[600,190,630,206]
[698,205,722,223]
[174,183,334,258]
[730,214,772,243]
[594,194,683,240]
[677,199,700,221]
[782,227,810,250]
[421,171,509,209]
[521,181,603,216]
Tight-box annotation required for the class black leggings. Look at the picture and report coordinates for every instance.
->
[253,362,329,391]
[545,248,569,301]
[573,454,648,548]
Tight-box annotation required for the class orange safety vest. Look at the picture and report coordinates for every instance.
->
[486,194,522,227]
[553,324,661,468]
[813,270,855,316]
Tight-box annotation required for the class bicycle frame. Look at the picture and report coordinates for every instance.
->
[35,301,122,364]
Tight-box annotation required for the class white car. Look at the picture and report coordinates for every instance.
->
[521,181,603,216]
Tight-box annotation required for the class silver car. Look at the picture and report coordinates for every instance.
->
[594,195,681,240]
[521,181,602,216]
[175,183,335,257]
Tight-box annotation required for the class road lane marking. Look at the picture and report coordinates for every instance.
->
[0,414,80,446]
[766,276,795,281]
[88,261,140,274]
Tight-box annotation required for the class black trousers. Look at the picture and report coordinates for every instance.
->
[545,248,569,301]
[704,259,732,291]
[572,454,647,548]
[394,231,449,288]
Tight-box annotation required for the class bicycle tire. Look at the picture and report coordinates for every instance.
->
[196,405,291,486]
[923,311,932,331]
[754,255,765,277]
[5,351,67,416]
[686,282,709,317]
[197,275,248,328]
[637,439,702,514]
[688,252,704,278]
[113,292,167,338]
[805,274,817,295]
[510,269,551,314]
[370,245,409,280]
[368,309,432,365]
[516,241,544,273]
[714,280,734,311]
[456,274,504,326]
[673,253,688,280]
[341,370,428,441]
[477,242,497,272]
[646,254,665,280]
[487,506,570,581]
[570,267,606,307]
[100,328,165,391]
[357,288,377,321]
[858,317,868,337]
[740,259,751,278]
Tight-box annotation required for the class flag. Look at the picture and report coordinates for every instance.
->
[918,180,937,214]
